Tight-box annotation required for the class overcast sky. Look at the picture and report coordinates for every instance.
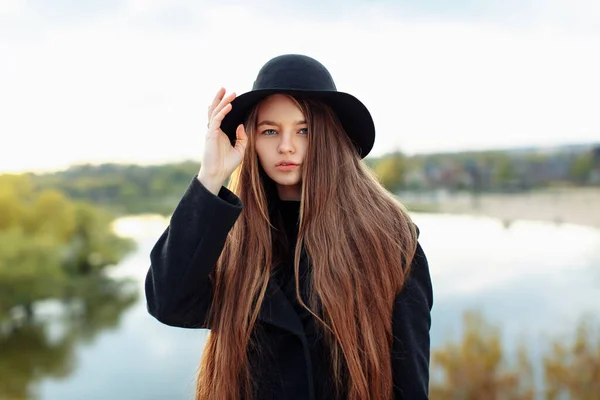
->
[1,0,599,173]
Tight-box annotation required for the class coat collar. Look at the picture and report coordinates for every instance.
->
[257,244,315,333]
[258,279,305,336]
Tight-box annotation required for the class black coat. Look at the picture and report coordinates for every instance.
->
[145,177,434,399]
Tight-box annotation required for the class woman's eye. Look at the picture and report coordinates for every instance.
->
[262,129,277,135]
[298,128,309,135]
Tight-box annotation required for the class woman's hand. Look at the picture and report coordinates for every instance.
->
[198,88,248,194]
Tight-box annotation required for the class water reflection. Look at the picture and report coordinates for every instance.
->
[0,323,75,399]
[19,214,600,399]
[62,277,139,343]
[0,277,138,400]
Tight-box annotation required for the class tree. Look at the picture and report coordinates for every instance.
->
[0,228,65,320]
[495,155,518,189]
[32,161,200,215]
[25,189,77,242]
[544,320,600,399]
[0,173,135,323]
[61,202,134,277]
[430,311,535,399]
[0,176,28,231]
[569,152,593,184]
[374,151,407,193]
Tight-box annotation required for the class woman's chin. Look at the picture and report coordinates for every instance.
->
[274,179,301,187]
[266,171,301,187]
[271,175,302,192]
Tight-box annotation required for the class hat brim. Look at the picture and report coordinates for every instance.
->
[220,89,375,158]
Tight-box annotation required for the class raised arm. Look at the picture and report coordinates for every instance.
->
[146,88,249,328]
[145,176,242,328]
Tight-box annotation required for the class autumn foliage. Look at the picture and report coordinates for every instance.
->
[430,311,600,399]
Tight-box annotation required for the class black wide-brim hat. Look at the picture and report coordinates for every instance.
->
[221,54,375,159]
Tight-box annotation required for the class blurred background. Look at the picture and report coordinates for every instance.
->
[1,0,599,399]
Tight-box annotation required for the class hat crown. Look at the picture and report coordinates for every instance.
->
[252,54,337,92]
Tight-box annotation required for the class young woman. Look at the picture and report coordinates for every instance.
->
[145,54,434,400]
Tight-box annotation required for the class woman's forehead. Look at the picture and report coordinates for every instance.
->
[257,94,305,121]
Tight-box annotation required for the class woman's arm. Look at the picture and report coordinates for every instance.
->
[391,241,434,399]
[145,175,243,328]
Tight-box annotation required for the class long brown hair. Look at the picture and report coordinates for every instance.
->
[196,95,418,400]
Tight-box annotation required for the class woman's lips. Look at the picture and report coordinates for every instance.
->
[276,163,299,171]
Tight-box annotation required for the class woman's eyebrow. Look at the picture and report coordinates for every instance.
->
[257,120,307,127]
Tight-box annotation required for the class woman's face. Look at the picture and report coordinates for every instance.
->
[255,94,308,201]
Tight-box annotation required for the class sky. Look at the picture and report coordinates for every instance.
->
[1,0,600,173]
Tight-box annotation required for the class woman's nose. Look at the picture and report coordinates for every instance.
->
[277,132,295,153]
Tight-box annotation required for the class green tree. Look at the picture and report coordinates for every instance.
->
[375,151,407,193]
[24,189,77,242]
[0,176,28,231]
[0,229,65,320]
[0,173,135,323]
[495,155,518,189]
[569,153,594,184]
[61,202,134,277]
[32,161,200,215]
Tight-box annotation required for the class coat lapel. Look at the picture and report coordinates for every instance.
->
[258,279,305,336]
[256,252,317,400]
[257,234,311,336]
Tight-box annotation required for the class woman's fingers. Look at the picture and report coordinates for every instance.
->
[208,88,225,121]
[234,123,248,154]
[210,91,236,125]
[211,102,233,133]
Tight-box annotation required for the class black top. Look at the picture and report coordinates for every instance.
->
[272,199,301,290]
[279,200,301,242]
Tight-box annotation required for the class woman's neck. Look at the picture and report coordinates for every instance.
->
[277,183,302,201]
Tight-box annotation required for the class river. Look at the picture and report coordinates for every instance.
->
[14,213,600,399]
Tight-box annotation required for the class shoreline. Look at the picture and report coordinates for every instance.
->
[402,187,600,230]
